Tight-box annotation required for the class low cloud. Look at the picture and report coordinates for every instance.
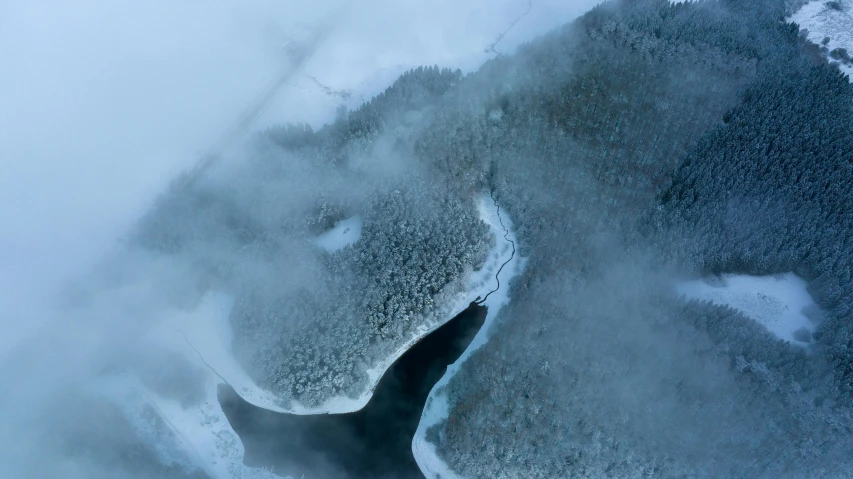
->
[0,0,601,477]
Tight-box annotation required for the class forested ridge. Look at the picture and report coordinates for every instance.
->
[130,0,853,476]
[416,0,853,476]
[134,64,492,407]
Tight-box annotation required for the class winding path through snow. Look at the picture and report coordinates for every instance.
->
[413,194,525,479]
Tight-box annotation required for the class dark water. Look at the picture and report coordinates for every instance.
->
[220,301,488,479]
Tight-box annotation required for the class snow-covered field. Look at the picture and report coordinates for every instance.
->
[790,0,853,80]
[677,273,822,346]
[412,196,526,479]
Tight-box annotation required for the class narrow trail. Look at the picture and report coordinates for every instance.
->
[179,19,338,191]
[175,328,230,386]
[485,0,533,55]
[476,191,516,305]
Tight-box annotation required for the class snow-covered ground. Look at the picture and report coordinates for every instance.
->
[412,195,526,479]
[1,0,602,359]
[314,216,362,252]
[146,288,367,416]
[790,0,853,80]
[96,374,283,479]
[677,273,822,346]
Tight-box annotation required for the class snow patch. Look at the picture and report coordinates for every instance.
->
[258,0,606,129]
[790,0,853,80]
[314,216,362,252]
[412,194,526,479]
[677,273,821,346]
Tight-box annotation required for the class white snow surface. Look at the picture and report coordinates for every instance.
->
[790,0,853,80]
[95,375,282,479]
[412,195,526,479]
[151,292,295,413]
[677,273,821,346]
[314,216,363,252]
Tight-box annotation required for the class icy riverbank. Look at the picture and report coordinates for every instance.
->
[97,375,282,479]
[412,194,525,478]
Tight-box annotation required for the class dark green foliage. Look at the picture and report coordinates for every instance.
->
[134,66,488,406]
[131,0,853,474]
[266,65,462,152]
[655,34,853,398]
[438,268,853,478]
[830,47,851,63]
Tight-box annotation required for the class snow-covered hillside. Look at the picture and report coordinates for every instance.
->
[169,193,522,417]
[94,193,522,479]
[790,0,853,80]
[677,273,822,346]
[0,2,602,477]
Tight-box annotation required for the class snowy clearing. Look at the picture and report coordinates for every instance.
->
[676,273,821,346]
[314,216,362,252]
[790,0,853,80]
[412,195,526,479]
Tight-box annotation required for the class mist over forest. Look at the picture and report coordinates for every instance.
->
[2,0,853,478]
